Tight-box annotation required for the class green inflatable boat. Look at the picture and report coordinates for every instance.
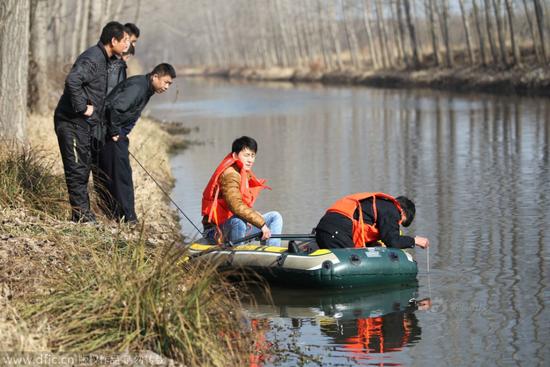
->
[187,234,418,288]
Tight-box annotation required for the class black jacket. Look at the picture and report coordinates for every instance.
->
[315,197,415,249]
[54,43,111,126]
[105,74,154,137]
[107,58,128,95]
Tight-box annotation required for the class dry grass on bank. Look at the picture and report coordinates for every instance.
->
[0,113,256,365]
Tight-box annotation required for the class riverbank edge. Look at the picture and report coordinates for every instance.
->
[178,65,550,96]
[0,113,189,360]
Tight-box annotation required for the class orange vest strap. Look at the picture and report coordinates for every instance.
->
[326,192,403,248]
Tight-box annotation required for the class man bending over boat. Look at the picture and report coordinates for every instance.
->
[202,136,283,246]
[315,193,429,250]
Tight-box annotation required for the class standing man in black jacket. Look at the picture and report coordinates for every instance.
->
[54,21,129,222]
[98,63,176,223]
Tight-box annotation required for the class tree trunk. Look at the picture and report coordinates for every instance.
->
[522,0,541,62]
[503,0,520,65]
[70,1,83,61]
[328,0,344,69]
[491,0,508,65]
[204,2,221,67]
[0,0,30,141]
[304,0,322,69]
[472,0,488,65]
[274,0,295,66]
[483,0,499,64]
[395,0,409,67]
[133,0,141,23]
[362,0,380,69]
[426,0,440,66]
[88,0,102,47]
[341,0,361,68]
[317,0,334,69]
[435,0,453,67]
[113,0,125,19]
[403,0,420,68]
[52,0,66,65]
[375,0,391,68]
[28,0,49,115]
[533,0,547,62]
[458,0,475,64]
[79,0,91,51]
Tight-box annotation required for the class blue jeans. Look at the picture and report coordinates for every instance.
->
[210,211,283,246]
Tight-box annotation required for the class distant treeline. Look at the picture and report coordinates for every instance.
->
[171,0,549,70]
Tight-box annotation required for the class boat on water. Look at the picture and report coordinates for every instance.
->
[186,234,418,288]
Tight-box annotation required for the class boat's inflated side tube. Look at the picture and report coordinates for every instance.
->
[187,243,418,288]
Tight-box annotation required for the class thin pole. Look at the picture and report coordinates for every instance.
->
[128,150,204,236]
[427,246,430,273]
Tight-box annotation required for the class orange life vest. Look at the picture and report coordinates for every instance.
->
[326,192,403,248]
[201,153,269,227]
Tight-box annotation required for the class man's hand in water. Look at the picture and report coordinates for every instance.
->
[415,236,430,249]
[261,224,271,241]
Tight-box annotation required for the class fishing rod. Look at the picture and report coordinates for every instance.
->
[128,149,204,236]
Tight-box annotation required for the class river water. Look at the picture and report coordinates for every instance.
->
[149,78,549,366]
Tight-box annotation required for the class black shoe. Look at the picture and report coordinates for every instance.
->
[71,211,97,224]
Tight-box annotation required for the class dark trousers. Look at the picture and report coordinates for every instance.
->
[97,137,137,222]
[55,118,98,221]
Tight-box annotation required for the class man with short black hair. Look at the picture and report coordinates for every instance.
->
[97,63,176,223]
[54,21,129,222]
[315,193,430,249]
[202,136,284,246]
[124,23,140,47]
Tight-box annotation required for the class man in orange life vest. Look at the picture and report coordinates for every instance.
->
[315,193,429,249]
[202,136,283,246]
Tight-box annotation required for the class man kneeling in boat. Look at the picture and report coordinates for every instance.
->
[315,193,429,250]
[202,136,283,246]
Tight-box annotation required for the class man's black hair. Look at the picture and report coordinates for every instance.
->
[396,196,415,227]
[123,44,135,56]
[151,63,176,78]
[99,21,126,45]
[232,136,258,154]
[124,23,140,38]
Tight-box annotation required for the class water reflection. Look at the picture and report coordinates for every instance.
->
[245,285,430,366]
[150,78,550,366]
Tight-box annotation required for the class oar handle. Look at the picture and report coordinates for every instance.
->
[228,233,316,246]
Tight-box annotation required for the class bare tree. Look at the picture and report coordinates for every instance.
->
[458,0,475,64]
[341,0,362,68]
[0,0,30,141]
[435,0,453,67]
[403,0,420,68]
[28,0,49,115]
[522,0,541,62]
[533,0,547,62]
[483,0,499,64]
[70,1,83,61]
[327,0,345,69]
[395,0,409,67]
[375,0,392,68]
[426,0,440,66]
[472,0,488,65]
[491,0,508,65]
[362,0,380,68]
[79,0,91,52]
[503,0,520,65]
[52,0,67,65]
